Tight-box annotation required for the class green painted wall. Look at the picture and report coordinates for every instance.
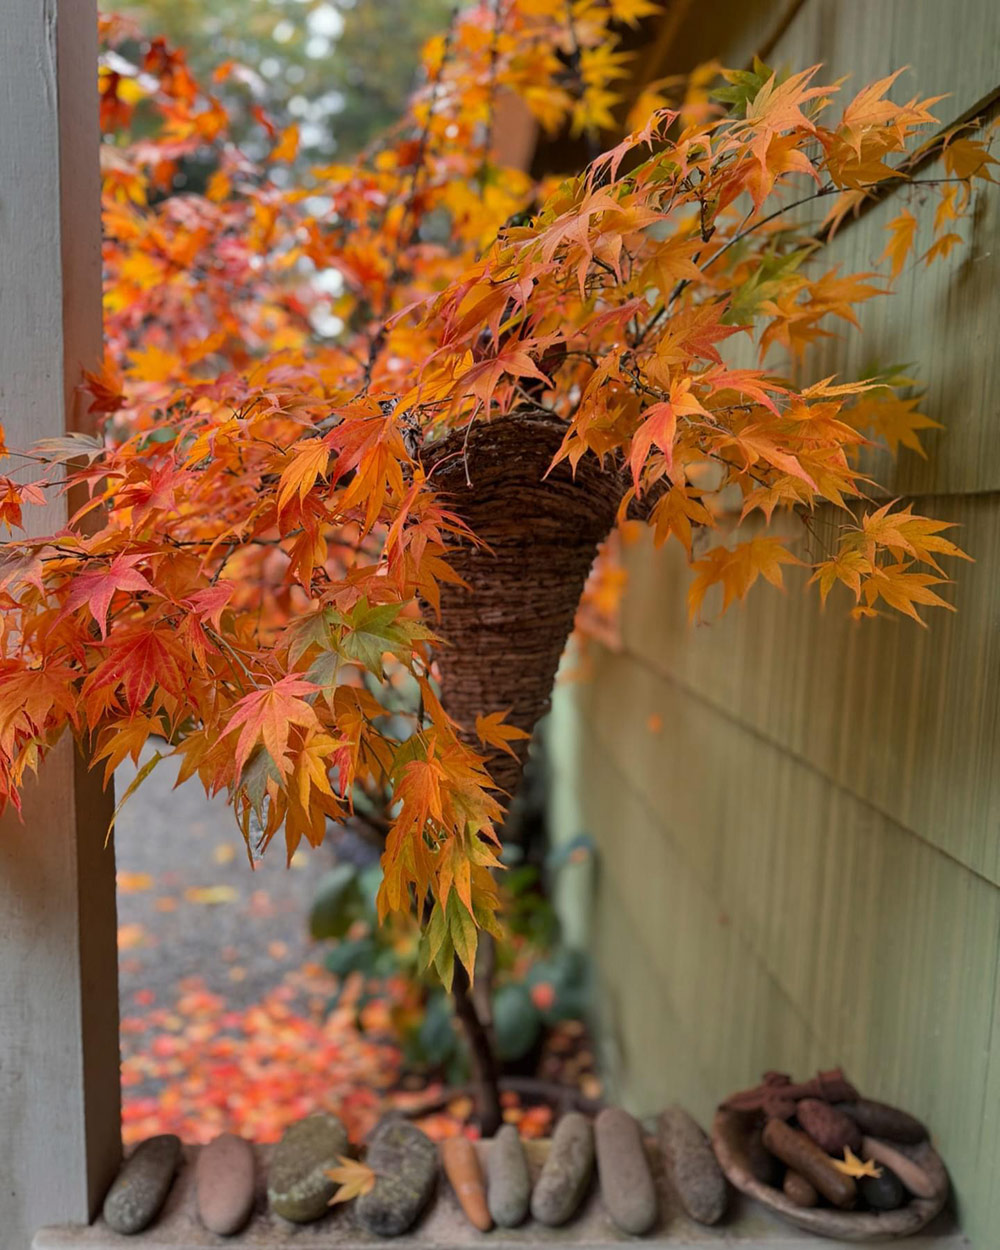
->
[548,2,1000,1245]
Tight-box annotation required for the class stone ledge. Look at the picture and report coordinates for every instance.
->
[33,1141,970,1250]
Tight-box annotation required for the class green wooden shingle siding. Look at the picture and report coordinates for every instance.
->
[548,2,1000,1244]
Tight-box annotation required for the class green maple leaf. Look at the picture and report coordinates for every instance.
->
[332,597,434,678]
[286,606,337,666]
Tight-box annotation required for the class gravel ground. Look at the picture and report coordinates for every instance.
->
[114,743,330,1019]
[113,747,409,1147]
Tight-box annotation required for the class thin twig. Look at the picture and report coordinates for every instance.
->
[634,175,979,346]
[204,626,262,689]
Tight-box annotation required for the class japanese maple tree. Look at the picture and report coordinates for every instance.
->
[0,4,995,1002]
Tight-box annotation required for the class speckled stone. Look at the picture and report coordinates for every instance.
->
[594,1108,657,1235]
[103,1134,181,1235]
[267,1113,348,1223]
[530,1113,595,1227]
[356,1119,438,1236]
[796,1098,862,1155]
[486,1125,531,1228]
[658,1106,727,1225]
[195,1133,255,1235]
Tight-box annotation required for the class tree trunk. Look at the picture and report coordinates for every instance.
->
[426,409,630,1134]
[451,963,503,1136]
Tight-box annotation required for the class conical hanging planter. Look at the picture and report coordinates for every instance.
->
[425,409,629,802]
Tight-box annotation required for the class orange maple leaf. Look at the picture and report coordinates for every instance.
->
[276,438,332,513]
[326,1157,376,1205]
[475,709,531,758]
[878,210,918,280]
[61,553,159,638]
[224,676,321,778]
[272,123,300,165]
[688,537,802,619]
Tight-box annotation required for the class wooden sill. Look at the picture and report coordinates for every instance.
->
[33,1142,970,1249]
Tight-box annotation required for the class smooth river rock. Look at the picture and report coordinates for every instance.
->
[658,1105,727,1225]
[762,1119,856,1210]
[268,1113,348,1223]
[795,1098,862,1155]
[487,1125,531,1228]
[356,1119,438,1236]
[840,1098,928,1144]
[860,1164,906,1211]
[103,1134,181,1235]
[530,1112,595,1227]
[594,1108,657,1235]
[440,1136,491,1231]
[196,1132,256,1235]
[861,1136,942,1200]
[783,1169,818,1208]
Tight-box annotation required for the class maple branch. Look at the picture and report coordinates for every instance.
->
[634,175,980,347]
[204,627,262,690]
[818,87,1000,239]
[165,533,369,555]
[798,508,839,562]
[210,541,239,584]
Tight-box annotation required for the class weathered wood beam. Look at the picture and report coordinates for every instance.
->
[0,1,121,1244]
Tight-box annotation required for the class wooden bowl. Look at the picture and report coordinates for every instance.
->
[711,1108,950,1242]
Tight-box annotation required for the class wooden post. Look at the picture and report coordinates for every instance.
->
[0,1,121,1245]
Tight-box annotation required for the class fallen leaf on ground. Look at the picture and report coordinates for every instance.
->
[184,885,239,905]
[118,871,155,892]
[118,923,150,950]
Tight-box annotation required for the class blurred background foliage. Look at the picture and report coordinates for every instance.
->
[102,0,453,164]
[309,830,596,1083]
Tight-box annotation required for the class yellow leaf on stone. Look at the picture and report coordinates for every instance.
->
[327,1157,376,1205]
[832,1146,882,1179]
